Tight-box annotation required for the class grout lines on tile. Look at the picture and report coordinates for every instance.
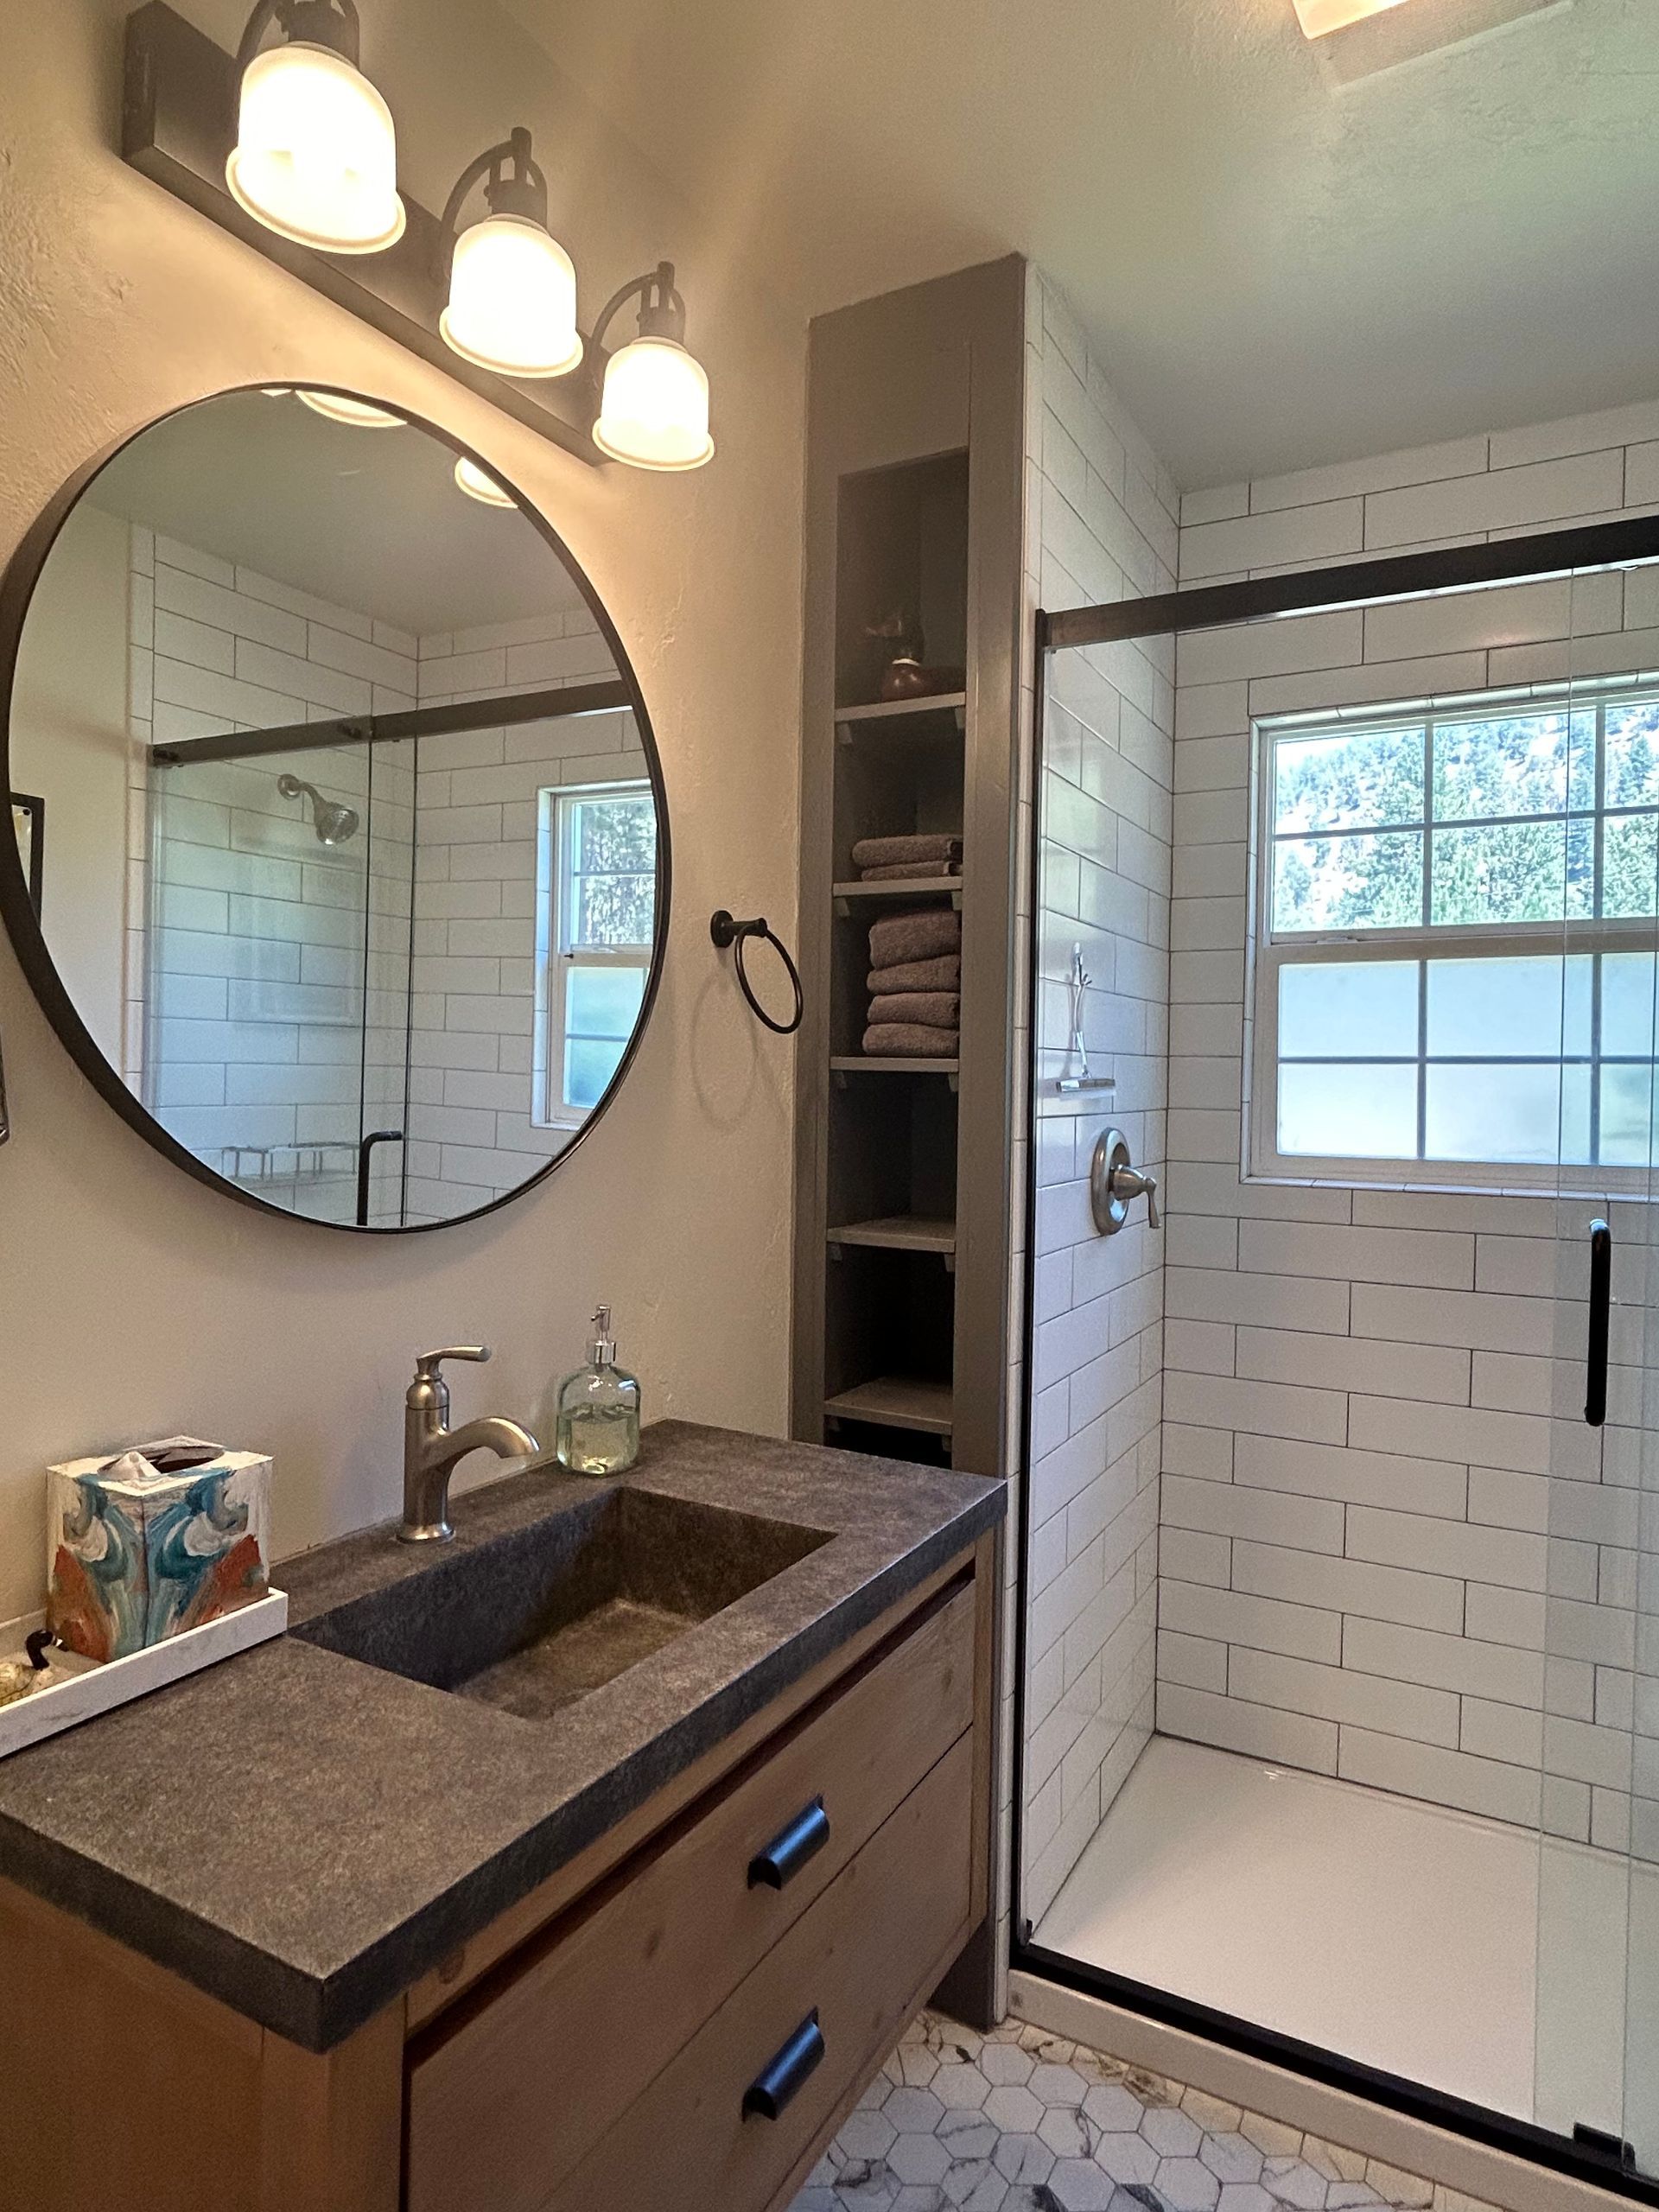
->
[790,2012,1490,2212]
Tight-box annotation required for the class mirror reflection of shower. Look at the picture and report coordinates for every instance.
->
[276,772,359,847]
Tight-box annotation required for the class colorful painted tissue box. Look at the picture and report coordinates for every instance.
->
[46,1436,273,1662]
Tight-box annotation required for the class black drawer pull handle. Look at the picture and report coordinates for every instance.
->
[747,1797,830,1889]
[742,2012,824,2120]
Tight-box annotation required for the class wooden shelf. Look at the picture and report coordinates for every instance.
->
[834,692,966,734]
[828,1216,957,1255]
[830,1056,959,1077]
[832,875,963,903]
[823,1376,955,1438]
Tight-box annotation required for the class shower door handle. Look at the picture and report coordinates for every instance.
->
[356,1129,404,1228]
[1586,1217,1611,1429]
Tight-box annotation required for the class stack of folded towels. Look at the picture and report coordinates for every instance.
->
[863,900,962,1059]
[849,831,962,885]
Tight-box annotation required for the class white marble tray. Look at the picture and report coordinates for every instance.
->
[0,1590,288,1760]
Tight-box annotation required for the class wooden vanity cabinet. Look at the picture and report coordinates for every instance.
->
[0,1531,995,2212]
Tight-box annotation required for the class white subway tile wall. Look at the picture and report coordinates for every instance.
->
[1162,397,1659,1847]
[404,616,641,1224]
[134,526,417,1224]
[129,531,641,1228]
[1019,270,1180,1929]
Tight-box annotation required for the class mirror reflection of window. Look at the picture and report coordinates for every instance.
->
[4,387,664,1230]
[536,783,657,1122]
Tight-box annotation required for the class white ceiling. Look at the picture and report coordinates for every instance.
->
[88,390,592,637]
[503,0,1659,490]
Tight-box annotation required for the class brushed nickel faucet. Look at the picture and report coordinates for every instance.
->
[400,1346,539,1543]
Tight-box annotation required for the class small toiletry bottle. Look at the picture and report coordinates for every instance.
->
[555,1306,641,1474]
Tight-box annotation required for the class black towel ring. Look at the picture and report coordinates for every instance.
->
[710,910,804,1035]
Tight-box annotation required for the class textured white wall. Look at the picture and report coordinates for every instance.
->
[0,0,804,1617]
[8,500,130,1066]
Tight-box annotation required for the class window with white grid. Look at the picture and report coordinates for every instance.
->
[1251,683,1659,1187]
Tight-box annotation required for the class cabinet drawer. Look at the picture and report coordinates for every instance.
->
[406,1578,976,2212]
[547,1731,973,2212]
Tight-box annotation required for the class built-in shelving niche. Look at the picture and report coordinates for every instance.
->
[835,453,969,712]
[822,448,971,1467]
[823,1244,956,1468]
[825,1046,959,1465]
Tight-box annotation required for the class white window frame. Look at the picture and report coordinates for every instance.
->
[1248,677,1659,1195]
[533,780,654,1130]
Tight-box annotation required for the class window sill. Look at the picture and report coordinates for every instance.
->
[1244,1163,1656,1200]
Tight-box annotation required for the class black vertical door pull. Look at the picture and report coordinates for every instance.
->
[1586,1217,1611,1429]
[356,1128,404,1227]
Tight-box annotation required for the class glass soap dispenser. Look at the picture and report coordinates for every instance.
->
[555,1306,640,1474]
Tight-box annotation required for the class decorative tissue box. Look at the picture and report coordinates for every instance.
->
[46,1436,273,1662]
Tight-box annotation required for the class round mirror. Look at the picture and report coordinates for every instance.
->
[0,386,668,1230]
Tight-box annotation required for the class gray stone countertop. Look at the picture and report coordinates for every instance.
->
[0,1421,1002,2052]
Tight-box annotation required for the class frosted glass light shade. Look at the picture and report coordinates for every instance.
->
[226,42,405,253]
[296,390,404,428]
[440,217,582,379]
[593,337,714,472]
[454,456,517,509]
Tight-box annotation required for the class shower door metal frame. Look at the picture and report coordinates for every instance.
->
[1011,506,1659,2209]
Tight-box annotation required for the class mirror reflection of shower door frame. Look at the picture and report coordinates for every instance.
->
[137,676,643,1230]
[1016,508,1659,2210]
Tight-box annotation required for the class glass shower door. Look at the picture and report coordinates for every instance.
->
[1533,552,1659,2177]
[143,732,417,1225]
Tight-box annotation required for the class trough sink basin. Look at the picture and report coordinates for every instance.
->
[295,1485,831,1722]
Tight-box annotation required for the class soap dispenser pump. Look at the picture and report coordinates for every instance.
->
[555,1306,641,1475]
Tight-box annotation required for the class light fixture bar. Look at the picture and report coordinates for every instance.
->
[149,677,634,767]
[1291,0,1412,34]
[121,1,601,464]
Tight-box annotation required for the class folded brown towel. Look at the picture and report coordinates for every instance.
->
[869,907,962,969]
[867,954,961,995]
[860,858,962,882]
[863,1023,960,1058]
[851,832,963,871]
[868,991,959,1029]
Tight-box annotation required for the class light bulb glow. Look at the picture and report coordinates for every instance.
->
[593,337,714,472]
[296,389,404,428]
[439,216,582,379]
[454,455,517,509]
[226,41,405,254]
[1292,0,1411,35]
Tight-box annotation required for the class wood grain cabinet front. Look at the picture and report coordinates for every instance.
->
[544,1731,975,2212]
[0,1533,995,2212]
[404,1577,978,2212]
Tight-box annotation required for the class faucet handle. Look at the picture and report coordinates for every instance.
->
[413,1345,491,1384]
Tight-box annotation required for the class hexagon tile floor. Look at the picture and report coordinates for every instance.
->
[787,2012,1497,2212]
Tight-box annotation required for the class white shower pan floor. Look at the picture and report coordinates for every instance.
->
[1034,1733,1655,2135]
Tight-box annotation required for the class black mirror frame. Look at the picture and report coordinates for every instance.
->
[0,382,672,1235]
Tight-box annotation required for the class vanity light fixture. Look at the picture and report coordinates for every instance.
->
[295,389,404,427]
[436,128,582,380]
[1291,0,1412,33]
[225,0,405,253]
[453,455,517,509]
[591,263,715,472]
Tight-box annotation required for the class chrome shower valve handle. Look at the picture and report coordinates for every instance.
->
[1090,1127,1160,1236]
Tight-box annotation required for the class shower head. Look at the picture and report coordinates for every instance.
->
[277,773,359,847]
